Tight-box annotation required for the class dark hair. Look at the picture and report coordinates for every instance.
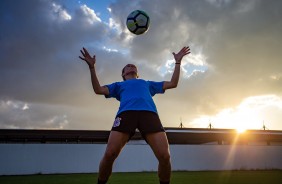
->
[122,66,126,81]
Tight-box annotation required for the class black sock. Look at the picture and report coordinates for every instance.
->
[97,179,107,184]
[160,181,170,184]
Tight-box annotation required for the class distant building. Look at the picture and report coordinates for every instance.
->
[1,128,282,175]
[1,128,281,145]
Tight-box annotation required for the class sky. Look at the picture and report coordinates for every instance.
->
[0,0,282,131]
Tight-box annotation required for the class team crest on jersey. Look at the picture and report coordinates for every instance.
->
[113,117,122,127]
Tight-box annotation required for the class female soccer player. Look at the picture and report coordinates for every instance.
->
[79,46,190,184]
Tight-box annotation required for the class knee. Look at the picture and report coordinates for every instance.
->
[103,149,120,161]
[158,152,171,164]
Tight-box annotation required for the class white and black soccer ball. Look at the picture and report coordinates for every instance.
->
[126,10,150,35]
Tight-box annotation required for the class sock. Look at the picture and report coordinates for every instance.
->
[97,179,107,184]
[160,181,170,184]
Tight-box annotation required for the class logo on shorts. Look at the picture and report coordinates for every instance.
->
[113,117,122,127]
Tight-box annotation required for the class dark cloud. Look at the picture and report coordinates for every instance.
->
[1,0,282,130]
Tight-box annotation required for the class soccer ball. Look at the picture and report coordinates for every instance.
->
[126,10,150,35]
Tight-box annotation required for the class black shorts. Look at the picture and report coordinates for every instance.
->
[111,110,165,140]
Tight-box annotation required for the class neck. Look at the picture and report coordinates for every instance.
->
[125,74,137,80]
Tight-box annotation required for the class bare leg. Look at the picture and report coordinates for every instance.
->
[145,132,171,182]
[98,131,130,181]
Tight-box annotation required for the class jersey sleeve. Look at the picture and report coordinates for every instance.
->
[147,81,165,96]
[104,82,120,100]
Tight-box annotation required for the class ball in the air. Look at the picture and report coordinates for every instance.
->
[126,10,150,35]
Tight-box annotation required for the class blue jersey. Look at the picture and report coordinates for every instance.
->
[105,79,165,116]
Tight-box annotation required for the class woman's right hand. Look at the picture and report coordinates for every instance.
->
[79,47,96,69]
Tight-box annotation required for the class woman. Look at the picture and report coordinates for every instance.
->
[79,46,190,184]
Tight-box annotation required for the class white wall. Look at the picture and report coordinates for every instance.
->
[0,143,282,175]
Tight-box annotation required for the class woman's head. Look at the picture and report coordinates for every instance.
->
[122,64,138,81]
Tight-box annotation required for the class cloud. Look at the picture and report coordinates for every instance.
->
[0,0,108,104]
[0,0,282,130]
[51,2,72,21]
[189,95,282,130]
[0,99,69,129]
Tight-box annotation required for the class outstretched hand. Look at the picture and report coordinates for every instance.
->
[172,46,191,63]
[79,47,96,69]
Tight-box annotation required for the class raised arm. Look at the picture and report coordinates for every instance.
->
[163,46,190,90]
[79,47,109,95]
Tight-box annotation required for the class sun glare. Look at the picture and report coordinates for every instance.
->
[189,96,280,131]
[236,127,246,134]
